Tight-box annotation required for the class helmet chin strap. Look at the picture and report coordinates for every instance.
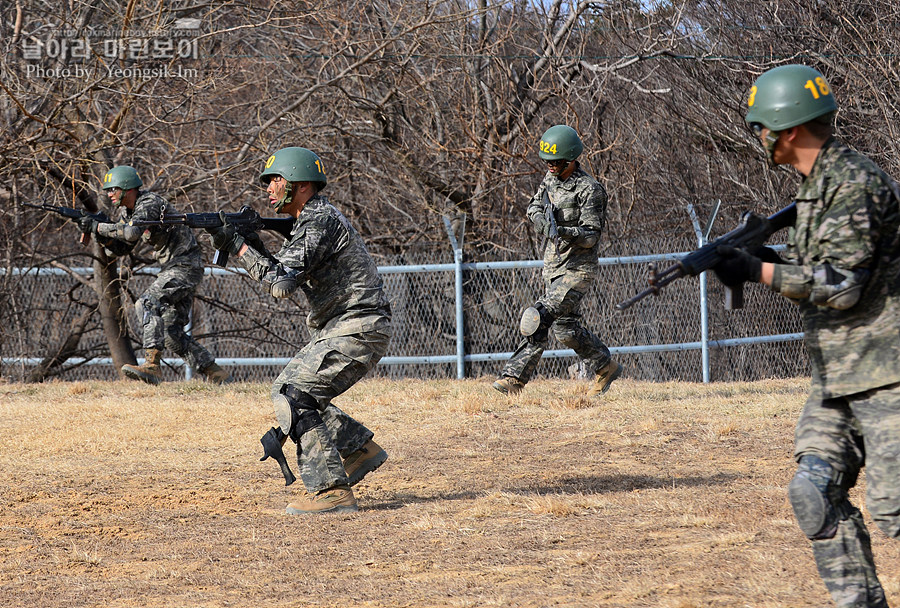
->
[273,181,293,212]
[764,131,780,167]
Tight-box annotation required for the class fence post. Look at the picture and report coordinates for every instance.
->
[443,216,466,379]
[687,205,709,383]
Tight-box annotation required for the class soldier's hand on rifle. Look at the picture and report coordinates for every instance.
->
[242,230,268,255]
[206,212,245,255]
[751,245,786,264]
[557,226,579,241]
[531,214,550,236]
[712,246,762,287]
[76,216,99,235]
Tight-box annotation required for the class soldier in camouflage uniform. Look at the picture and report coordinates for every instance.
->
[493,125,621,397]
[713,65,900,608]
[79,166,230,385]
[207,147,391,515]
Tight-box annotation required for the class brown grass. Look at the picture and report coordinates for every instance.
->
[1,376,898,607]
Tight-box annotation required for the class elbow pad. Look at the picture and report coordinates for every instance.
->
[97,222,142,242]
[810,264,869,310]
[122,224,144,241]
[270,269,300,299]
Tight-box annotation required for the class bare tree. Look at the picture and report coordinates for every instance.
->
[2,0,899,380]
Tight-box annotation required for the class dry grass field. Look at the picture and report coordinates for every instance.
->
[2,376,899,607]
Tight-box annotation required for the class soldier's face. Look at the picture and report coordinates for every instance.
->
[267,176,287,207]
[546,158,568,175]
[106,187,123,205]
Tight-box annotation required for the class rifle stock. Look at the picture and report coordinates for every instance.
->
[260,426,296,486]
[616,202,797,311]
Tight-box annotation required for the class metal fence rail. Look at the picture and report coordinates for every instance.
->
[1,237,807,384]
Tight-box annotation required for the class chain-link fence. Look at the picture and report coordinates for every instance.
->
[1,228,807,384]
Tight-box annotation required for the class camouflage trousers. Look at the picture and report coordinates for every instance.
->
[272,329,391,493]
[500,271,610,384]
[793,383,900,608]
[135,264,215,372]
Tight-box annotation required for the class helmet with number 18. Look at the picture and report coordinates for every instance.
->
[745,64,837,131]
[745,64,836,165]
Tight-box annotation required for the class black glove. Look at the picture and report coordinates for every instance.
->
[750,245,786,264]
[207,212,243,254]
[557,226,579,241]
[532,214,549,237]
[713,245,762,288]
[242,230,268,255]
[77,216,98,234]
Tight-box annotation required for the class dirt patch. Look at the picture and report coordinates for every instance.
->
[1,377,898,607]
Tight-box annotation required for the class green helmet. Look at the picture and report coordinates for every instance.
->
[102,166,142,190]
[745,64,837,131]
[259,147,327,189]
[538,125,583,161]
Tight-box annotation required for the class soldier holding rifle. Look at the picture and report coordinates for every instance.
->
[713,65,900,608]
[206,147,391,515]
[492,125,621,397]
[79,165,230,385]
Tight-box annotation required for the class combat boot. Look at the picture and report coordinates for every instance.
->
[587,359,622,397]
[286,485,358,515]
[200,362,232,384]
[343,440,388,486]
[492,376,525,395]
[121,349,162,385]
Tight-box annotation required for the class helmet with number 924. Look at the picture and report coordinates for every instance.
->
[538,125,584,162]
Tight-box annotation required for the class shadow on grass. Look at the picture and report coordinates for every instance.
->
[366,471,739,511]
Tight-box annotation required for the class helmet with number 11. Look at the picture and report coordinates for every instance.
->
[259,147,327,212]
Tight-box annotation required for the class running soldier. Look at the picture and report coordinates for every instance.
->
[493,125,621,397]
[207,147,391,514]
[80,166,230,385]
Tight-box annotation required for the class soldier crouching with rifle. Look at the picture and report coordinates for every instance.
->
[206,147,391,515]
[492,125,621,397]
[79,166,231,385]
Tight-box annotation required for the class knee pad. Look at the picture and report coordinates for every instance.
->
[520,303,553,343]
[273,385,324,442]
[788,455,850,540]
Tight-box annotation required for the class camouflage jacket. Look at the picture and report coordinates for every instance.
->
[526,165,607,280]
[772,137,900,397]
[101,191,201,268]
[239,194,391,340]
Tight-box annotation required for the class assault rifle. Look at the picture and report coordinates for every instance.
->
[542,189,560,256]
[616,202,797,311]
[130,205,294,266]
[260,426,296,486]
[24,202,111,245]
